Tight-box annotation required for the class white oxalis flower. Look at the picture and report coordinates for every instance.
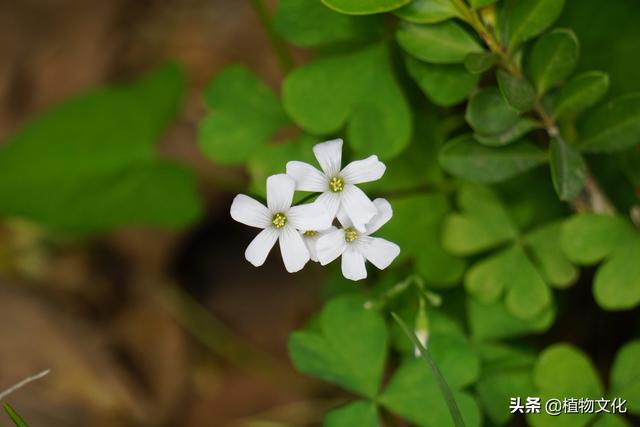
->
[230,174,332,272]
[286,139,386,232]
[316,198,400,281]
[300,226,336,262]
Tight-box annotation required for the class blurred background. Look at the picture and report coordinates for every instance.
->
[0,0,639,426]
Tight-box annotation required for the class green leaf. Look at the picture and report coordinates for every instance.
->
[528,29,579,95]
[406,57,479,107]
[0,64,201,232]
[464,52,498,74]
[378,194,449,261]
[505,0,566,50]
[321,0,410,14]
[397,21,483,64]
[466,245,552,319]
[525,221,579,288]
[3,404,28,427]
[529,344,603,427]
[283,43,411,159]
[395,0,462,23]
[380,359,481,427]
[474,118,541,147]
[199,66,288,165]
[288,296,387,398]
[274,0,382,47]
[469,0,498,7]
[593,416,632,427]
[549,136,587,201]
[561,214,632,265]
[553,71,610,120]
[578,93,640,153]
[324,401,379,427]
[497,70,536,111]
[466,87,520,135]
[594,237,640,310]
[439,135,546,184]
[468,298,555,341]
[610,340,640,413]
[442,184,518,256]
[416,240,466,288]
[476,344,536,426]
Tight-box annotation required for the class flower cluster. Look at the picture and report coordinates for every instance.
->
[230,139,400,281]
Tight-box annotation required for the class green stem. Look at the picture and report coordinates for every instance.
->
[248,0,294,73]
[391,313,466,427]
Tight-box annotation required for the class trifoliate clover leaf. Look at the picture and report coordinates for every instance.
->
[610,340,640,414]
[324,400,380,427]
[283,43,412,160]
[198,66,289,165]
[288,295,388,398]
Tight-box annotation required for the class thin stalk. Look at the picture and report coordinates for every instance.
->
[391,313,466,427]
[0,370,50,402]
[248,0,294,73]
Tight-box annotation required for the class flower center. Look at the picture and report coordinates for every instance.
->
[344,227,358,243]
[272,213,287,229]
[303,230,317,236]
[329,176,345,193]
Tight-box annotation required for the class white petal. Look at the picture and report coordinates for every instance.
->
[341,247,367,281]
[303,234,319,262]
[364,198,393,235]
[267,174,295,213]
[341,184,377,232]
[336,206,353,228]
[288,201,332,231]
[359,236,400,270]
[286,161,328,192]
[340,155,386,184]
[230,194,271,228]
[279,226,310,273]
[316,191,341,221]
[245,228,278,267]
[316,228,347,265]
[313,139,343,177]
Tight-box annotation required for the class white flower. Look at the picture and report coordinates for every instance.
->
[300,227,336,262]
[316,198,400,281]
[230,174,332,272]
[286,139,386,232]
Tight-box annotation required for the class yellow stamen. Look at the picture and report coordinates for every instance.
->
[303,230,317,236]
[329,176,345,193]
[272,213,287,229]
[345,227,357,242]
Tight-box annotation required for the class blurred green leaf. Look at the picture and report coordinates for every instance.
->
[475,118,542,147]
[468,298,555,340]
[199,66,288,165]
[380,358,481,427]
[324,401,379,427]
[464,52,498,74]
[274,0,383,47]
[505,0,566,49]
[397,21,483,64]
[549,136,587,201]
[395,0,462,23]
[469,0,498,7]
[442,184,518,256]
[406,57,479,107]
[528,29,579,95]
[466,87,520,135]
[594,237,640,310]
[0,64,201,232]
[416,239,467,288]
[610,340,640,413]
[3,404,28,427]
[529,344,603,427]
[283,43,411,159]
[497,70,536,112]
[321,0,410,14]
[525,221,578,288]
[553,71,609,120]
[288,296,387,398]
[578,93,640,153]
[439,135,546,184]
[593,416,632,427]
[561,214,632,265]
